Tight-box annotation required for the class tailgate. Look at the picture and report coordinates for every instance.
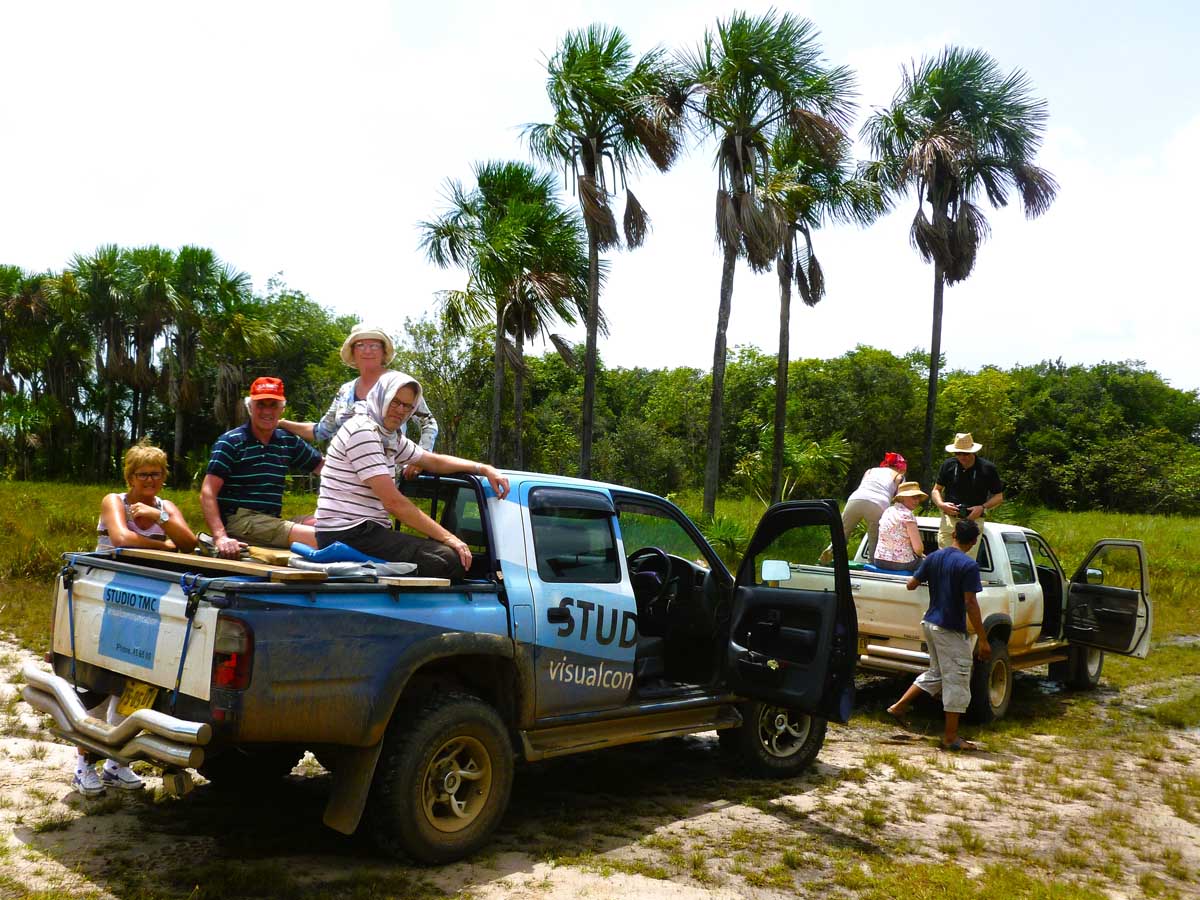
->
[53,566,218,701]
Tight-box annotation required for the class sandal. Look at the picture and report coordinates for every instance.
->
[885,707,911,731]
[940,737,979,752]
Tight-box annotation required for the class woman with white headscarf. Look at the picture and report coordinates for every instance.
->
[314,370,508,578]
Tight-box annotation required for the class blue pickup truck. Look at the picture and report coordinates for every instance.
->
[22,472,857,863]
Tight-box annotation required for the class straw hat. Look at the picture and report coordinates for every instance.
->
[340,323,396,366]
[945,432,983,454]
[895,481,928,501]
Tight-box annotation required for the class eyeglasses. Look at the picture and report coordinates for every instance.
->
[133,471,164,481]
[354,340,385,351]
[388,398,416,413]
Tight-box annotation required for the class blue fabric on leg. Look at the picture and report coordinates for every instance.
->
[290,541,387,564]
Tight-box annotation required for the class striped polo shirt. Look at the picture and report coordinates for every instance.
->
[315,415,424,531]
[207,424,323,520]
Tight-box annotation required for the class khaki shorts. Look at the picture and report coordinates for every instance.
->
[225,508,294,549]
[937,513,983,559]
[914,621,973,714]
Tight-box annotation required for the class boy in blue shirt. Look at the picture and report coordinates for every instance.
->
[886,519,991,750]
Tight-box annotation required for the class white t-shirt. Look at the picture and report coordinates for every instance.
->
[848,467,900,511]
[315,415,424,531]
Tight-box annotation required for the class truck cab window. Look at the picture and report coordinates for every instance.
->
[530,506,620,584]
[615,503,711,568]
[1003,536,1037,584]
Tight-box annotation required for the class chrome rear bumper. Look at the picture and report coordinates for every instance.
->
[20,663,210,769]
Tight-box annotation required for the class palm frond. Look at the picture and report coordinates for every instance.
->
[623,189,649,248]
[578,174,620,249]
[548,333,580,370]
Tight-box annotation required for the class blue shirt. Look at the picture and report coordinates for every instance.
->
[206,424,322,521]
[912,546,982,633]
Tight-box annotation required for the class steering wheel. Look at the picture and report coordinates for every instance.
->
[627,546,673,609]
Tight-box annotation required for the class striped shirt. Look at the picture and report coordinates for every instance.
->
[315,415,424,531]
[206,424,323,521]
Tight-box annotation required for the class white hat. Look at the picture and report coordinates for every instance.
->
[340,324,396,366]
[946,432,983,454]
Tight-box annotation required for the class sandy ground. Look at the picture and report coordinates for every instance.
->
[1,634,1197,900]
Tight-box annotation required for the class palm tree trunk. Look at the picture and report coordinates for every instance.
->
[580,227,600,478]
[171,334,193,487]
[514,331,525,471]
[772,240,794,505]
[922,262,945,488]
[703,244,738,518]
[102,385,114,479]
[490,301,505,465]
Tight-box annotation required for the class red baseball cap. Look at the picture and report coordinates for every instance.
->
[248,376,286,403]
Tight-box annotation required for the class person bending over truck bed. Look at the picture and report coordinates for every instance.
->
[314,370,508,579]
[75,440,198,796]
[200,376,324,559]
[886,518,991,751]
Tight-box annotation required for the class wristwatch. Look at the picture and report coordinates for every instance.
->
[158,507,169,525]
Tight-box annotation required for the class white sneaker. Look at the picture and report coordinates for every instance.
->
[73,767,106,796]
[101,763,145,791]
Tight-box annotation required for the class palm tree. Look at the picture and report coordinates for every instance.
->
[420,161,591,466]
[124,246,176,439]
[526,24,684,478]
[760,129,887,502]
[860,46,1056,485]
[200,267,279,431]
[679,10,854,516]
[167,246,221,480]
[69,245,131,477]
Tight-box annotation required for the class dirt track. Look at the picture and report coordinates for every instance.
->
[2,636,1197,899]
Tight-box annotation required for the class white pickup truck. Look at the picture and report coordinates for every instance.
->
[768,518,1152,721]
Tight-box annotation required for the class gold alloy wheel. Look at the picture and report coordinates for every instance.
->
[755,706,811,758]
[422,735,493,833]
[989,656,1011,708]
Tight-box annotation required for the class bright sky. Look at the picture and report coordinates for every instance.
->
[2,1,1198,393]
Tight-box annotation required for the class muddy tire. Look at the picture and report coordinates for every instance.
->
[1051,644,1104,690]
[719,702,826,777]
[199,746,300,789]
[968,637,1012,723]
[366,692,513,864]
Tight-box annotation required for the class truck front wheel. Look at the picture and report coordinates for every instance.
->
[367,692,513,864]
[1050,644,1104,690]
[967,638,1012,723]
[718,702,827,777]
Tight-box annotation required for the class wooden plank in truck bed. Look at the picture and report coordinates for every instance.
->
[117,548,327,582]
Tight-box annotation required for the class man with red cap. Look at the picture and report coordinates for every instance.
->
[200,376,324,558]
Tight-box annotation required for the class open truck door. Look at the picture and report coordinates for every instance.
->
[725,501,858,723]
[1064,539,1152,658]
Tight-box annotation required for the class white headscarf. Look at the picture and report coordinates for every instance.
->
[357,371,423,447]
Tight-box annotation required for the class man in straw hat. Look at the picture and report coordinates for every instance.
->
[930,432,1004,559]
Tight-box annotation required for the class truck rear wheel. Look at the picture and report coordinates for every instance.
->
[718,702,826,778]
[366,692,513,864]
[1051,644,1104,690]
[967,638,1011,723]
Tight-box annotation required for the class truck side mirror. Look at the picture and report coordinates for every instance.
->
[1086,567,1104,585]
[761,559,790,584]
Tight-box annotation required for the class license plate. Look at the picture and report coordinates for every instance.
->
[116,680,159,717]
[857,636,868,655]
